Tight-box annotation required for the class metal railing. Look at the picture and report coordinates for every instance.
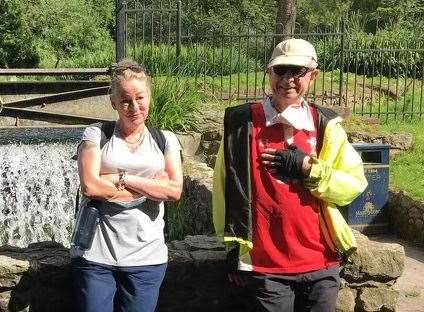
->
[118,1,424,120]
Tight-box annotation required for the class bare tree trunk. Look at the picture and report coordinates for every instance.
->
[275,0,297,40]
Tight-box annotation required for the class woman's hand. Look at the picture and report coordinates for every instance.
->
[152,170,169,180]
[123,151,183,202]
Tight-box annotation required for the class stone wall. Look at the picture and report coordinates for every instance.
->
[0,156,409,312]
[0,233,404,312]
[389,190,424,246]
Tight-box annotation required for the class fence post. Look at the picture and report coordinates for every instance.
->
[338,18,346,106]
[116,0,127,62]
[176,0,182,71]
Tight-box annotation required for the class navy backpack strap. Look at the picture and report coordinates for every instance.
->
[100,120,116,148]
[147,125,166,154]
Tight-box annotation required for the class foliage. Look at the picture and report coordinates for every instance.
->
[148,75,205,132]
[46,39,116,69]
[165,194,193,241]
[182,0,275,35]
[309,25,424,78]
[297,0,353,30]
[2,0,424,78]
[44,41,258,76]
[130,43,258,76]
[85,0,115,36]
[0,0,39,67]
[26,0,112,68]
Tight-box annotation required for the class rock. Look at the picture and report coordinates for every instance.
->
[386,132,414,151]
[0,243,72,312]
[389,190,424,245]
[336,287,356,312]
[179,159,214,235]
[347,130,413,156]
[357,287,398,312]
[0,256,29,288]
[205,154,217,168]
[190,250,227,264]
[347,130,384,145]
[0,233,406,312]
[342,231,405,283]
[0,291,11,312]
[184,235,224,251]
[176,132,202,157]
[168,240,188,251]
[201,141,220,155]
[201,130,222,142]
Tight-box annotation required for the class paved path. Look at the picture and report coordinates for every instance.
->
[370,235,424,312]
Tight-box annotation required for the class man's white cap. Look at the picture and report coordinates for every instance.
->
[267,38,318,69]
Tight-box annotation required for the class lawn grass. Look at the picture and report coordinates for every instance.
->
[380,121,424,200]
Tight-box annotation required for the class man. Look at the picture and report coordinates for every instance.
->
[212,38,368,312]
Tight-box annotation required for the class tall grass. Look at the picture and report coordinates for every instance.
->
[165,194,193,241]
[148,76,205,132]
[37,41,258,78]
[128,43,258,76]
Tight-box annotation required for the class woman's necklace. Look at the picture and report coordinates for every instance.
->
[117,124,146,152]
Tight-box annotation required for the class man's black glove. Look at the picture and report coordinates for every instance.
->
[272,144,307,179]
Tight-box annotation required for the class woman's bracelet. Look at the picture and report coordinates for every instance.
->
[117,171,127,191]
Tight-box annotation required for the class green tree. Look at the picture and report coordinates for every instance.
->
[27,0,112,67]
[0,0,39,67]
[85,0,115,36]
[297,0,353,30]
[182,0,276,35]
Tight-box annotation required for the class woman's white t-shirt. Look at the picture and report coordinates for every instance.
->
[70,123,181,267]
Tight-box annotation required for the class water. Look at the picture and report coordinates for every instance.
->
[0,128,83,247]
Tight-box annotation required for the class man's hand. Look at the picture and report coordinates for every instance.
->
[261,144,309,179]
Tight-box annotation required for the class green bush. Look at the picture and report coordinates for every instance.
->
[128,43,258,76]
[28,0,113,68]
[148,75,205,132]
[39,41,258,77]
[0,0,39,67]
[310,26,424,78]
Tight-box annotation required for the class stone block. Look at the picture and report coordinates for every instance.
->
[184,235,224,251]
[0,256,29,288]
[336,286,356,312]
[201,130,222,142]
[201,140,220,155]
[358,287,398,312]
[176,132,202,157]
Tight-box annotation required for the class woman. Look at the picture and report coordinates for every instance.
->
[71,59,183,312]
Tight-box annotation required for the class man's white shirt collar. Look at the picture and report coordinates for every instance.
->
[262,96,315,131]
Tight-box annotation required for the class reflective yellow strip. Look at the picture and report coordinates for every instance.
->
[223,237,253,250]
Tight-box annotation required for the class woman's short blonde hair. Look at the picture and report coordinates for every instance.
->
[110,59,151,99]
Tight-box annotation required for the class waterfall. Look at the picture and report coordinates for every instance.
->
[0,128,83,247]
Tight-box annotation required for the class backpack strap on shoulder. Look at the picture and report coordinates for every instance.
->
[147,125,166,154]
[100,121,116,148]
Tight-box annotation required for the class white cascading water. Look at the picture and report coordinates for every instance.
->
[0,138,79,248]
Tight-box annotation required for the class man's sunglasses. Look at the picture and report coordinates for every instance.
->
[272,65,311,78]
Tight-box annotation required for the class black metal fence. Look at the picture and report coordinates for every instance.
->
[116,0,424,121]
